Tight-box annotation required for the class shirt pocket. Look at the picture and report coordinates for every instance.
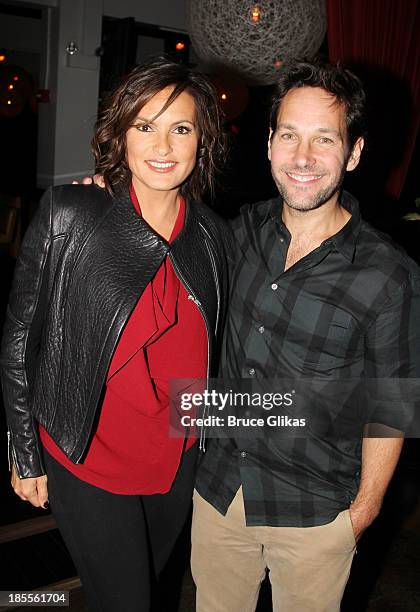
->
[288,302,362,369]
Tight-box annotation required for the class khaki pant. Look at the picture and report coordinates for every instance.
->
[191,487,356,612]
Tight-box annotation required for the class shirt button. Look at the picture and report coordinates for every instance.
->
[240,451,247,458]
[248,368,255,376]
[279,238,285,243]
[258,325,265,334]
[271,283,278,291]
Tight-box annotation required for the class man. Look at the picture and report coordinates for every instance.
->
[191,61,420,611]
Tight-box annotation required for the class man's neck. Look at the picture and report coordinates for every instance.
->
[281,196,351,271]
[282,196,351,242]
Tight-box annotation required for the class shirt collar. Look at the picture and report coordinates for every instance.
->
[330,191,361,261]
[263,190,361,262]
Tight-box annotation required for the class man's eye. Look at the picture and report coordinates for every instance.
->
[318,137,333,144]
[135,124,152,132]
[280,133,294,140]
[174,125,192,134]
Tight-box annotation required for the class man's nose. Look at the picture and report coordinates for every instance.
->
[292,140,316,168]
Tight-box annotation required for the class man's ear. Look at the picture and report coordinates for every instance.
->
[346,137,364,172]
[268,128,273,161]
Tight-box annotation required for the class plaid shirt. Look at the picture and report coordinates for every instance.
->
[195,192,420,527]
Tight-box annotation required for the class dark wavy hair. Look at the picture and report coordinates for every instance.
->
[270,60,367,150]
[92,57,227,201]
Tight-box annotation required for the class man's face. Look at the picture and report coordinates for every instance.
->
[268,86,363,212]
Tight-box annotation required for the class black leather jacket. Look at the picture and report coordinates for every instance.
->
[0,185,231,478]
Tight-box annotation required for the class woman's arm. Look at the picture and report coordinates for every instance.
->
[1,188,54,503]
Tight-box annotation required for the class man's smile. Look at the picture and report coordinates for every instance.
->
[285,172,323,184]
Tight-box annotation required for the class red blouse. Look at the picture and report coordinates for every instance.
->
[40,188,207,494]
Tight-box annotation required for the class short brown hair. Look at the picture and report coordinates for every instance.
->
[92,57,227,202]
[270,60,366,150]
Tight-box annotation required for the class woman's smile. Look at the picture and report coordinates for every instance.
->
[145,160,178,172]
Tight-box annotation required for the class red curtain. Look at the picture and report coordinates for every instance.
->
[327,0,420,199]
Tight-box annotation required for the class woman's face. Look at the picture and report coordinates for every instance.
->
[126,87,199,198]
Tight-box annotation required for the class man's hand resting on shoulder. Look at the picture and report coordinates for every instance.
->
[72,174,105,187]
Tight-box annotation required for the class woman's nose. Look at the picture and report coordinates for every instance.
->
[154,133,172,156]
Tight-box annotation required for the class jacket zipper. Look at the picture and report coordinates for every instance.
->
[199,223,220,336]
[169,253,211,452]
[7,430,18,474]
[7,431,11,471]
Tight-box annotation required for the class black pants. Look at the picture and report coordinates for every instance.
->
[44,444,198,612]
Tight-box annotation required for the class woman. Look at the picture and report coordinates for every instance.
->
[1,57,230,611]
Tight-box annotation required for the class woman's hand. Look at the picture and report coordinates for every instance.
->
[11,464,49,509]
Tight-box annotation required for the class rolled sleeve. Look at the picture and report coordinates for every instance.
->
[364,272,420,434]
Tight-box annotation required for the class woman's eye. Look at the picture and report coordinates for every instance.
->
[174,125,192,134]
[135,124,152,132]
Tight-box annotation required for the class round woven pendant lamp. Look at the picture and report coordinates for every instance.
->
[187,0,327,85]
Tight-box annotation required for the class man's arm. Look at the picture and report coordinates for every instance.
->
[349,436,403,540]
[350,268,420,540]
